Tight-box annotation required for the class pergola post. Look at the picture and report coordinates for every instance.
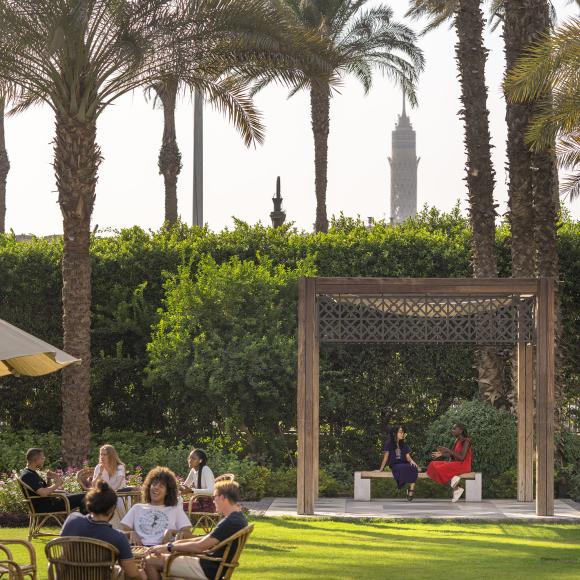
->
[535,278,555,516]
[517,343,534,501]
[297,278,319,515]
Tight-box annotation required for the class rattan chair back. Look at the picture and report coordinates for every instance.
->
[76,468,93,491]
[17,478,71,541]
[165,524,253,580]
[45,536,119,580]
[0,539,37,580]
[17,479,41,512]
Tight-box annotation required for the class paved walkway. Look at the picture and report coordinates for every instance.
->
[258,498,580,522]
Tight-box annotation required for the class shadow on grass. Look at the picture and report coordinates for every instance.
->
[250,543,296,553]
[248,518,580,555]
[252,515,580,543]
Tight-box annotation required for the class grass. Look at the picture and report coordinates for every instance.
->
[2,517,580,579]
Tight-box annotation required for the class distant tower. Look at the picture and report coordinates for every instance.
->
[388,94,419,224]
[270,176,286,228]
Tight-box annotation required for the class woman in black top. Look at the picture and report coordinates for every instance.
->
[378,425,420,501]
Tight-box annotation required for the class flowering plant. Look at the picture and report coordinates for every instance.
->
[0,473,27,513]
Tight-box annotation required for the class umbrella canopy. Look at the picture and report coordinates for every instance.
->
[0,318,80,377]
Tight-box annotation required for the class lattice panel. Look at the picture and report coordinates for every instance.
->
[318,295,536,344]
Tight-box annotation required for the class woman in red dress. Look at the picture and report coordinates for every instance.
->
[426,423,472,502]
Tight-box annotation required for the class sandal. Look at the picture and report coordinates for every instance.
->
[406,489,415,502]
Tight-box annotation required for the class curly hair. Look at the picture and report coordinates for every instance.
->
[142,466,179,507]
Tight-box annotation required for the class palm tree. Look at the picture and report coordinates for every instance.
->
[0,82,16,234]
[505,19,579,397]
[151,78,183,225]
[0,94,9,235]
[407,1,497,278]
[0,0,267,464]
[407,0,503,405]
[505,17,580,202]
[275,1,424,233]
[502,0,559,279]
[146,0,323,225]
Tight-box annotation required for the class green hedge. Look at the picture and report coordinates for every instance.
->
[0,209,579,473]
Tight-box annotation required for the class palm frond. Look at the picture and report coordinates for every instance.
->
[335,7,424,101]
[505,17,580,103]
[505,17,580,149]
[194,74,266,147]
[555,130,580,202]
[505,18,580,200]
[405,0,457,34]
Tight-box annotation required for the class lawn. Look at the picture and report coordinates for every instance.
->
[2,517,580,579]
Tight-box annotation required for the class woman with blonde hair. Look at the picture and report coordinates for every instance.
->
[92,444,127,491]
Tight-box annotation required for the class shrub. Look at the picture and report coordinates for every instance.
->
[486,468,517,499]
[0,431,62,472]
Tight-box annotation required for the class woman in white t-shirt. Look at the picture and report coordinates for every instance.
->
[120,467,191,546]
[92,445,126,491]
[181,448,216,513]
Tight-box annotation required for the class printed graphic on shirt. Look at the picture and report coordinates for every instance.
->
[136,509,169,537]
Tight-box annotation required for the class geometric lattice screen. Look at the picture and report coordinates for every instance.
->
[318,294,536,344]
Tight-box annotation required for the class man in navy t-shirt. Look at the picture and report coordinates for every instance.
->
[20,448,86,513]
[145,480,249,579]
[61,481,145,580]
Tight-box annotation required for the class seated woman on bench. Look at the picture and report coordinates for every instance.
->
[378,425,419,501]
[426,423,472,502]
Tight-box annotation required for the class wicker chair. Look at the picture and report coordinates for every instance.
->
[185,473,235,535]
[17,478,74,542]
[0,539,37,580]
[162,524,253,580]
[45,536,120,580]
[76,468,93,492]
[115,489,142,515]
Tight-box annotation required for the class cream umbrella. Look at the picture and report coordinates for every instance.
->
[0,318,80,377]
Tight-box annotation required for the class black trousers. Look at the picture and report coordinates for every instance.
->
[32,492,86,514]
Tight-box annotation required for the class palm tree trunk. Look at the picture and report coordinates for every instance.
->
[529,0,561,424]
[455,0,503,405]
[310,81,330,233]
[157,79,181,225]
[0,96,9,234]
[54,113,101,466]
[456,0,497,278]
[504,0,560,412]
[530,0,558,280]
[504,0,537,278]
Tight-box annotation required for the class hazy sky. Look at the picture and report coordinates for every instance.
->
[4,0,579,236]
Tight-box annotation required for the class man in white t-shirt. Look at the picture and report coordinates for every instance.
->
[120,467,191,546]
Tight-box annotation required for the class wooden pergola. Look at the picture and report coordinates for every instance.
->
[297,277,556,516]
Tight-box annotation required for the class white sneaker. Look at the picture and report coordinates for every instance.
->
[450,475,461,489]
[452,486,464,503]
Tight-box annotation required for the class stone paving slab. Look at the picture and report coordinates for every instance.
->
[263,498,580,522]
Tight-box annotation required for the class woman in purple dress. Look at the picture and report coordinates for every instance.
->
[378,425,419,501]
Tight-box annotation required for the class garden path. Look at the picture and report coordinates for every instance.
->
[261,498,580,522]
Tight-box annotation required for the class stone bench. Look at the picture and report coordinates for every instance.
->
[354,470,482,502]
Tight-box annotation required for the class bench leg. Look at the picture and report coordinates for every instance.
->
[354,472,371,501]
[465,474,482,502]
